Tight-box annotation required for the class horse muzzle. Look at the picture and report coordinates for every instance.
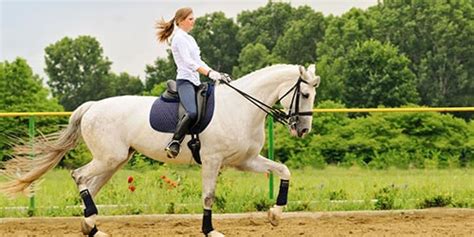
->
[290,127,309,138]
[298,128,309,137]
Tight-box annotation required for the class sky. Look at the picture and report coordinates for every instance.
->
[1,0,378,81]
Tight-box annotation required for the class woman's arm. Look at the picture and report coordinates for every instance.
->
[197,67,211,76]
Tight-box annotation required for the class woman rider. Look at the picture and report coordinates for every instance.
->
[156,7,227,158]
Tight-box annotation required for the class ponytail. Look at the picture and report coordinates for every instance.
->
[155,7,193,43]
[155,17,175,43]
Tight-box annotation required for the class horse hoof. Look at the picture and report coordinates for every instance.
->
[207,230,225,237]
[268,205,283,226]
[81,218,109,236]
[81,219,93,235]
[94,231,110,237]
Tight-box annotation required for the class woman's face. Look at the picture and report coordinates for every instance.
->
[179,13,195,32]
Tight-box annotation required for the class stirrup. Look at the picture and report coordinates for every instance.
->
[165,140,181,159]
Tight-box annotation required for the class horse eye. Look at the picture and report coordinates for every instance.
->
[302,93,309,99]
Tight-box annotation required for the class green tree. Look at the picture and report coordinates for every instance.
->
[144,51,176,92]
[144,82,168,97]
[369,0,474,111]
[232,43,277,78]
[237,1,295,51]
[109,72,144,96]
[273,11,326,65]
[317,8,375,61]
[0,58,63,161]
[0,58,61,112]
[45,36,113,110]
[191,12,241,73]
[342,40,419,108]
[316,8,376,102]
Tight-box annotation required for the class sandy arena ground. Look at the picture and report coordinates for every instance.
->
[0,208,473,236]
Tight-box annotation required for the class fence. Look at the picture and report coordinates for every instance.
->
[265,107,474,199]
[1,107,474,215]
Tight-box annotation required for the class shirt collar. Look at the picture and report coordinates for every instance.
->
[175,27,189,36]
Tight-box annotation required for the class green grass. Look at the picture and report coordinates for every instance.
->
[1,165,473,217]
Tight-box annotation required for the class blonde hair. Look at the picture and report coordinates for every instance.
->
[155,7,193,43]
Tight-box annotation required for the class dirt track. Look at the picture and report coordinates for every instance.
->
[0,208,473,236]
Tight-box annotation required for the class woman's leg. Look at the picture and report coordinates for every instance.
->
[166,79,198,158]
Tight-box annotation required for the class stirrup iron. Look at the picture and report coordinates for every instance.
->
[165,140,181,159]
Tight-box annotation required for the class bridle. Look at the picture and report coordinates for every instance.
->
[220,76,314,126]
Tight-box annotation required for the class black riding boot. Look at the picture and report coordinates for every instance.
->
[166,114,194,158]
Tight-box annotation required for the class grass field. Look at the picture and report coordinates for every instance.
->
[1,165,473,217]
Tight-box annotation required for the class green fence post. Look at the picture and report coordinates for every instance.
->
[28,116,35,216]
[267,116,274,199]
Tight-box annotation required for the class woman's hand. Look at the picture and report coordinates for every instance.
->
[220,73,232,83]
[208,70,223,81]
[208,70,232,83]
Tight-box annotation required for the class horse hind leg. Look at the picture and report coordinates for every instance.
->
[201,158,226,237]
[71,147,133,236]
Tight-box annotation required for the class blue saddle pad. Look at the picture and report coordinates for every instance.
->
[149,84,215,134]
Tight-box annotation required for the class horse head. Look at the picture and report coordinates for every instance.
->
[279,64,320,138]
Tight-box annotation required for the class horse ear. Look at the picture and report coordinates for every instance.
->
[299,65,306,76]
[306,64,320,87]
[314,75,321,88]
[307,64,316,75]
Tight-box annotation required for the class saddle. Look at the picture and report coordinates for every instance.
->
[149,80,216,164]
[161,80,210,129]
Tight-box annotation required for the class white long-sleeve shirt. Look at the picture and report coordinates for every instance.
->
[171,27,210,86]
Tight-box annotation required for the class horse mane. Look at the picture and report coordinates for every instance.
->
[238,64,299,80]
[232,64,300,87]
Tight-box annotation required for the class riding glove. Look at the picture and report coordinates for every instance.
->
[208,70,223,81]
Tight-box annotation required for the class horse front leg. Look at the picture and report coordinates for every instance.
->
[237,154,291,226]
[201,158,224,237]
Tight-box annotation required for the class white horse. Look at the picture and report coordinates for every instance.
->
[1,64,320,237]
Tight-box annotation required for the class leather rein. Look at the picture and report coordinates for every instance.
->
[220,77,314,126]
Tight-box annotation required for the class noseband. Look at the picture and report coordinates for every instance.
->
[277,77,314,127]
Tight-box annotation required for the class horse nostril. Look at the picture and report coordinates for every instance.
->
[301,128,308,134]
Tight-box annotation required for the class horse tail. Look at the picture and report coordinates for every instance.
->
[0,101,95,197]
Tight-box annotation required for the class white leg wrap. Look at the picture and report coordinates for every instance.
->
[268,205,284,226]
[94,231,110,237]
[207,230,225,237]
[84,214,97,228]
[81,215,109,236]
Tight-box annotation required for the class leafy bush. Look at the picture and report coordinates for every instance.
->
[418,194,453,208]
[252,197,272,211]
[0,59,65,161]
[214,194,227,212]
[278,101,473,169]
[374,185,399,210]
[60,142,92,169]
[166,202,176,214]
[287,201,311,211]
[125,153,163,171]
[328,189,348,200]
